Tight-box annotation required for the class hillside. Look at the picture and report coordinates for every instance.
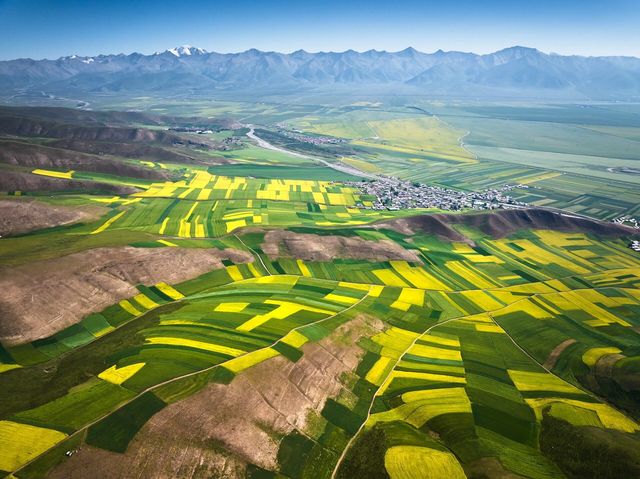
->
[0,107,240,194]
[382,208,638,240]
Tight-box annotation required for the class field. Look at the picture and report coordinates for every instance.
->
[0,100,640,479]
[290,103,640,220]
[2,220,640,477]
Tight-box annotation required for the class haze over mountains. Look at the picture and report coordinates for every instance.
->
[2,45,640,100]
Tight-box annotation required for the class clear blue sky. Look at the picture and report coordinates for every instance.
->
[1,0,639,60]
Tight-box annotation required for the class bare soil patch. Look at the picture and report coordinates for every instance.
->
[0,247,251,346]
[543,339,577,370]
[465,457,527,479]
[262,230,421,262]
[453,208,637,238]
[594,353,626,378]
[0,171,137,195]
[379,215,468,242]
[380,208,637,240]
[0,140,173,181]
[0,199,105,237]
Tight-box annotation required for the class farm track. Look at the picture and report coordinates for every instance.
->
[234,233,271,276]
[245,125,379,179]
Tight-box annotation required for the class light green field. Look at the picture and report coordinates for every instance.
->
[287,102,640,219]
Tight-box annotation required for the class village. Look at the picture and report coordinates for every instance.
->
[275,123,347,145]
[345,177,640,255]
[613,215,640,229]
[347,177,528,211]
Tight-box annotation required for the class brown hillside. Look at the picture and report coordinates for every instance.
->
[0,140,172,180]
[0,171,137,195]
[0,247,253,346]
[0,199,105,236]
[381,208,636,240]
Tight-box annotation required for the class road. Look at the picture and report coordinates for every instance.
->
[246,125,309,159]
[245,125,379,179]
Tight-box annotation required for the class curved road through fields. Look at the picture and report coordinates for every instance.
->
[245,125,379,179]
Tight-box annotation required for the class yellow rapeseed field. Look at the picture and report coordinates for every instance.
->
[132,293,158,310]
[297,260,312,277]
[324,293,359,305]
[280,330,309,348]
[384,446,466,479]
[145,337,245,357]
[390,288,425,311]
[119,299,142,316]
[525,398,639,433]
[32,169,74,179]
[390,261,450,291]
[98,362,146,385]
[582,347,622,366]
[0,421,67,472]
[366,356,394,386]
[91,211,126,234]
[215,302,249,313]
[508,370,577,394]
[236,299,332,332]
[372,269,410,287]
[155,282,185,300]
[371,387,471,428]
[226,265,244,282]
[223,348,280,373]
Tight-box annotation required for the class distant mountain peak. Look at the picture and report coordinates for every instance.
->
[58,54,96,64]
[3,46,639,101]
[163,45,207,57]
[495,45,541,56]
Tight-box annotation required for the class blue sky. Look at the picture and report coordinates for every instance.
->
[1,0,639,60]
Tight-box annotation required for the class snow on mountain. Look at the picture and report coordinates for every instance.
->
[3,46,640,100]
[165,45,207,57]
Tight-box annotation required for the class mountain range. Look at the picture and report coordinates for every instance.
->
[1,45,639,100]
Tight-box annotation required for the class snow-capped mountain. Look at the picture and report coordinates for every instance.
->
[163,45,208,57]
[1,46,639,100]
